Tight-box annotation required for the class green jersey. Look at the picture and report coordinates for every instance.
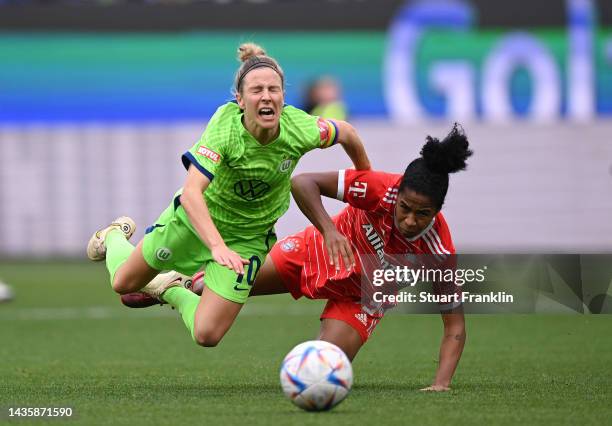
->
[180,102,338,238]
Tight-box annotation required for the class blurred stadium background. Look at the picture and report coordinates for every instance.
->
[0,0,611,255]
[1,1,611,424]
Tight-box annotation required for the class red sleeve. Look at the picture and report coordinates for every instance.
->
[431,213,455,255]
[336,169,401,211]
[429,213,461,310]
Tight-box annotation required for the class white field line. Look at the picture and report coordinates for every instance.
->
[0,303,322,321]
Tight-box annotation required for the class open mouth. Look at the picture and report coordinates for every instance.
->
[258,107,275,118]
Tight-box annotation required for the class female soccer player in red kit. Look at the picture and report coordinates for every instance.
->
[249,124,472,391]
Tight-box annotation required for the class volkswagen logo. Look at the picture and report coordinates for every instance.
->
[234,179,270,201]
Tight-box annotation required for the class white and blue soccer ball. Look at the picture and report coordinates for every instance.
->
[280,340,353,411]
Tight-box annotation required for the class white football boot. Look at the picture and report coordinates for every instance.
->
[140,271,192,302]
[121,271,200,307]
[86,216,136,261]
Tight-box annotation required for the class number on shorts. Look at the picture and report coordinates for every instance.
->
[245,255,261,286]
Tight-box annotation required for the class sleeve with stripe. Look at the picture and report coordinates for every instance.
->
[316,118,339,149]
[429,215,461,311]
[336,169,392,211]
[180,105,233,181]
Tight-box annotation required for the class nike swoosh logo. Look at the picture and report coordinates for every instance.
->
[233,273,248,291]
[233,284,249,291]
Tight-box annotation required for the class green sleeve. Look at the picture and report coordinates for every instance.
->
[284,105,339,155]
[181,103,239,180]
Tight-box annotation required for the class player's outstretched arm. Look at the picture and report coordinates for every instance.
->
[180,165,249,275]
[421,307,466,392]
[291,172,355,270]
[333,120,371,171]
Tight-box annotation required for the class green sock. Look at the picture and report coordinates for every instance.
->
[162,287,200,341]
[105,229,135,285]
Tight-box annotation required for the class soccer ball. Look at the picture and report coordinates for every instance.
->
[280,340,353,411]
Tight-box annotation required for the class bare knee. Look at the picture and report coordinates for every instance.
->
[111,277,138,295]
[193,328,225,347]
[110,246,159,294]
[111,268,155,295]
[112,280,127,295]
[319,319,364,361]
[191,287,242,348]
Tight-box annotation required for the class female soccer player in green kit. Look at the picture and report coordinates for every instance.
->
[86,43,371,347]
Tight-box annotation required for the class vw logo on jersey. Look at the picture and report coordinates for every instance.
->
[234,179,270,201]
[279,159,293,173]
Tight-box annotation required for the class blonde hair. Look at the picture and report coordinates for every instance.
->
[234,42,284,94]
[237,43,266,62]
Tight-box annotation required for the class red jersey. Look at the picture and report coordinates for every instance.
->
[298,169,456,312]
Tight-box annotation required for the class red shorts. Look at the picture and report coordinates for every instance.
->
[270,233,382,342]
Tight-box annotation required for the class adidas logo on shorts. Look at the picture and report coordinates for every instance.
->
[354,312,368,326]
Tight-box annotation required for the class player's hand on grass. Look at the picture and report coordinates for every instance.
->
[211,244,250,275]
[323,229,355,271]
[420,385,451,392]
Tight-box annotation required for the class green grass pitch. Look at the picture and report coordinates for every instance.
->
[0,260,611,425]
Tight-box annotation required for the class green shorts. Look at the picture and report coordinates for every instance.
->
[142,198,277,304]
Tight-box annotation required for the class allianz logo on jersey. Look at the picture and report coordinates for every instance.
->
[363,223,416,287]
[363,223,389,268]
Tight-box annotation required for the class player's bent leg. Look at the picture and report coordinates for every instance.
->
[252,235,307,299]
[318,319,364,362]
[112,241,160,295]
[250,255,289,296]
[318,299,383,361]
[86,216,136,261]
[192,286,243,347]
[121,271,195,308]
